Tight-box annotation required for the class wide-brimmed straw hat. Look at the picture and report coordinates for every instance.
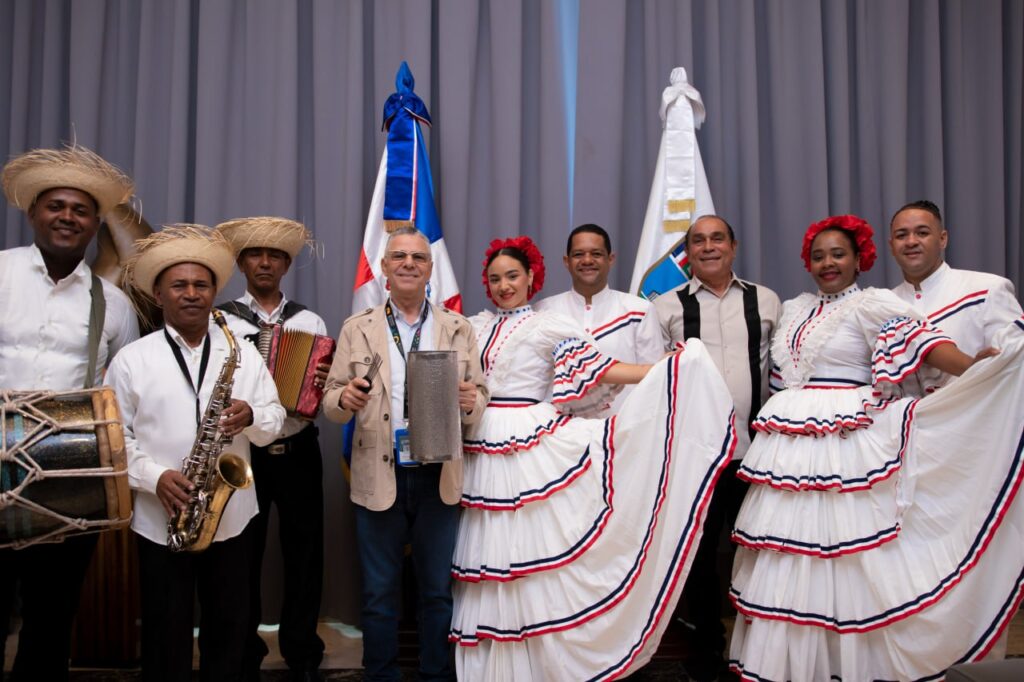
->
[215,216,311,259]
[1,144,134,215]
[126,224,235,299]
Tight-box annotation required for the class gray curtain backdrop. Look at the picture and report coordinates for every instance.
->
[2,0,1021,625]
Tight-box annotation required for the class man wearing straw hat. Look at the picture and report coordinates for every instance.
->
[105,225,285,681]
[0,144,139,680]
[215,216,329,682]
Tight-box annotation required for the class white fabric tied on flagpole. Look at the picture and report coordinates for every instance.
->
[630,68,716,299]
[660,67,705,231]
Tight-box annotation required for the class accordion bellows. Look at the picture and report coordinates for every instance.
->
[257,326,336,419]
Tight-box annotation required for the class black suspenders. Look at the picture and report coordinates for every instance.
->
[676,282,763,439]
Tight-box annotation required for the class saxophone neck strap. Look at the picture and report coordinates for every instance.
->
[164,328,212,426]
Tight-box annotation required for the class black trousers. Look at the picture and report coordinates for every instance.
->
[679,460,748,665]
[137,525,253,682]
[0,533,98,681]
[244,424,325,675]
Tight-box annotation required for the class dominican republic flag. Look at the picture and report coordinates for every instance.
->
[351,61,462,314]
[630,67,715,301]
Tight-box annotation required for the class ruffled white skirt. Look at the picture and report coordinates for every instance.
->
[452,340,737,681]
[729,321,1024,682]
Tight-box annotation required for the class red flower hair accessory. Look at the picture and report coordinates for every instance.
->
[481,235,546,303]
[801,214,877,273]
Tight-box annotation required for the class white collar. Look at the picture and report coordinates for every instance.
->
[241,289,289,321]
[911,261,950,294]
[688,272,743,297]
[817,282,861,303]
[28,243,89,285]
[567,285,612,306]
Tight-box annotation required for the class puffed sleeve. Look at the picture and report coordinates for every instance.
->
[855,289,954,389]
[534,312,622,414]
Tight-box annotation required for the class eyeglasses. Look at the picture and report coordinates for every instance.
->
[386,250,431,264]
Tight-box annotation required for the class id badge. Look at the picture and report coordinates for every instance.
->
[394,428,418,467]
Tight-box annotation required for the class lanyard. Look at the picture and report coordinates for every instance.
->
[384,298,429,418]
[164,330,212,426]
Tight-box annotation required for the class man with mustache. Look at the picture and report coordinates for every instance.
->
[889,200,1021,393]
[650,214,780,681]
[534,223,663,417]
[0,145,139,680]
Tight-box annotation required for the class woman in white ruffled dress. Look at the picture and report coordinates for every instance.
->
[729,215,1024,681]
[450,237,738,681]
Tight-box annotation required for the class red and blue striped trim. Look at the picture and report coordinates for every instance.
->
[742,400,915,490]
[451,355,736,657]
[872,318,953,384]
[551,340,618,404]
[592,311,647,342]
[463,414,572,455]
[479,317,507,373]
[928,290,988,325]
[731,523,900,558]
[730,418,1024,633]
[791,302,824,354]
[729,566,1024,682]
[453,426,616,582]
[459,445,594,512]
[752,394,897,436]
[486,396,541,408]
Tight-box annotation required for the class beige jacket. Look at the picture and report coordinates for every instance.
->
[323,302,488,511]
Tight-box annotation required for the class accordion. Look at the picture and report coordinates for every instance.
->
[256,325,336,419]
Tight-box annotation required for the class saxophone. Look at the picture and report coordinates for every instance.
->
[167,309,254,552]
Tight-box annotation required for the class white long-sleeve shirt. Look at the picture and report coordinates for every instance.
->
[105,320,285,545]
[892,262,1023,392]
[0,244,138,389]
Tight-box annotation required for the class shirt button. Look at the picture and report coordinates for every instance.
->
[915,293,922,299]
[383,414,389,421]
[383,455,390,463]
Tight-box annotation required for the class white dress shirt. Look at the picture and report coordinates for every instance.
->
[222,291,328,439]
[534,286,663,416]
[892,262,1023,391]
[0,244,139,389]
[104,320,285,545]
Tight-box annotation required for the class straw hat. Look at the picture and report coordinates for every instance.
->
[215,216,311,259]
[1,144,134,215]
[125,224,235,299]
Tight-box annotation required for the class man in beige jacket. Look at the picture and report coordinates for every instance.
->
[324,226,488,682]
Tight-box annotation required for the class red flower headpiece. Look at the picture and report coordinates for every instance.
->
[481,235,546,303]
[801,214,877,273]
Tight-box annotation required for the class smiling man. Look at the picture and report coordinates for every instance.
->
[650,214,780,681]
[323,225,488,682]
[106,225,284,681]
[889,200,1022,392]
[534,224,663,417]
[0,145,138,680]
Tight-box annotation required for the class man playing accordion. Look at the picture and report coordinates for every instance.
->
[216,217,331,682]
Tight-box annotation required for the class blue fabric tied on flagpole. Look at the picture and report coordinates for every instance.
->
[383,62,431,223]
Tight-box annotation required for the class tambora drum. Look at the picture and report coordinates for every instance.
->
[1,388,131,549]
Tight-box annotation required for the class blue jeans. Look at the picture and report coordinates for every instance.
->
[354,464,460,681]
